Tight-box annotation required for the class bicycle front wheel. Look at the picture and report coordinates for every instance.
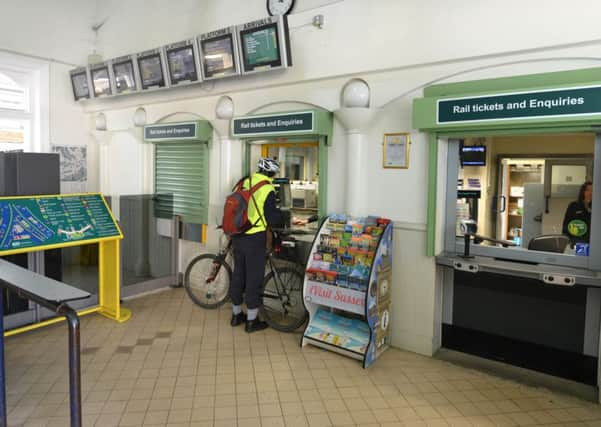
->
[261,267,307,332]
[184,254,231,309]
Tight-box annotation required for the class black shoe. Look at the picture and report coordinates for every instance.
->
[230,312,246,327]
[245,319,268,333]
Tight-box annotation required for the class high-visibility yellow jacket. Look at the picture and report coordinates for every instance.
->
[243,172,275,234]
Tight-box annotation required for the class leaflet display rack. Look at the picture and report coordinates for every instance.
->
[301,214,393,368]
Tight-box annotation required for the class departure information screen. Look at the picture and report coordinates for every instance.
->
[138,54,165,89]
[167,46,198,84]
[241,24,281,70]
[201,35,236,78]
[0,194,121,253]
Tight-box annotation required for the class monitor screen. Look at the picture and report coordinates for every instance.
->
[138,54,165,89]
[166,45,198,85]
[112,59,136,93]
[90,66,111,97]
[461,145,487,166]
[200,34,236,78]
[70,71,90,100]
[240,23,281,72]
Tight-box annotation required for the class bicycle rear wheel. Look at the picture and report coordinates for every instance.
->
[184,254,231,309]
[261,267,307,332]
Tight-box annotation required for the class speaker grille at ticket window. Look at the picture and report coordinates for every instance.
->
[154,141,209,224]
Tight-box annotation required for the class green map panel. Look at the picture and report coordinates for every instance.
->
[0,194,120,252]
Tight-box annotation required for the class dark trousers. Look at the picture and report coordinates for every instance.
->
[230,232,266,310]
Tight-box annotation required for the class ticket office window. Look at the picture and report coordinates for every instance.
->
[445,133,601,270]
[249,141,320,228]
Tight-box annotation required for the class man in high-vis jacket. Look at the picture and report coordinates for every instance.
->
[230,157,284,333]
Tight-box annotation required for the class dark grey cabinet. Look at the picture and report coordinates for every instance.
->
[0,152,62,314]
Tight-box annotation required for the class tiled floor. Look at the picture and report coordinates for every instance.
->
[5,288,601,427]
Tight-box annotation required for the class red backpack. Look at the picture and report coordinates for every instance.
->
[221,176,268,236]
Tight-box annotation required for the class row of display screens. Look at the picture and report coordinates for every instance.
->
[70,15,292,100]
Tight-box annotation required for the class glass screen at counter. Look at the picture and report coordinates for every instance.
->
[166,45,198,84]
[112,60,136,93]
[138,54,165,89]
[201,35,236,78]
[91,67,111,97]
[70,72,90,100]
[240,23,281,72]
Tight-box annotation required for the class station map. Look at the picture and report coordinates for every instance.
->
[0,194,120,252]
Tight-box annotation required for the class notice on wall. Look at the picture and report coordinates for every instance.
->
[0,194,121,254]
[52,145,87,193]
[437,85,601,124]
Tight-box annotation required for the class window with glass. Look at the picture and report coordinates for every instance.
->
[447,133,599,269]
[0,69,31,152]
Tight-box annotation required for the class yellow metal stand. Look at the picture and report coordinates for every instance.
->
[98,239,131,323]
[1,193,132,336]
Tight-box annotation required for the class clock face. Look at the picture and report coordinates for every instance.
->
[267,0,295,15]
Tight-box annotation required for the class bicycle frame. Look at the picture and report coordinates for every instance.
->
[205,239,232,284]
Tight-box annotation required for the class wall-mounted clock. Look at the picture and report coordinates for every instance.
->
[267,0,295,16]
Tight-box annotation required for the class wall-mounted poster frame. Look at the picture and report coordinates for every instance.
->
[383,132,411,169]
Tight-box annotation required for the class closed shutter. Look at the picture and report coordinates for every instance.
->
[154,141,209,224]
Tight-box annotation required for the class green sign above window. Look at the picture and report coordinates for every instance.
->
[437,85,601,124]
[144,122,198,141]
[232,111,314,137]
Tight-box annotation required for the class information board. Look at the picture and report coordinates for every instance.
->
[243,26,279,66]
[0,194,121,254]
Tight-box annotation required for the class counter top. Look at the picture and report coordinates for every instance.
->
[436,252,601,287]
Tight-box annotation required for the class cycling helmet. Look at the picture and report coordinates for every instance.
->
[258,157,280,174]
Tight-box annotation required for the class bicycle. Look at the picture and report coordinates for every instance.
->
[183,228,311,332]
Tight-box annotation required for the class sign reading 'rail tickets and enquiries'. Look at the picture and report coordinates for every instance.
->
[0,194,121,254]
[144,122,197,141]
[232,111,314,137]
[437,85,601,124]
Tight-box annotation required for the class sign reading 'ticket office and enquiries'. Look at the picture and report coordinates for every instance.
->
[437,85,601,124]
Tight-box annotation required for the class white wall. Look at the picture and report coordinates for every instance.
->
[0,0,95,65]
[0,1,98,191]
[70,1,601,356]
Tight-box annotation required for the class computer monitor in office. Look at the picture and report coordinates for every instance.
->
[136,48,167,90]
[461,145,487,167]
[278,183,292,209]
[198,26,240,80]
[237,15,291,75]
[165,39,200,86]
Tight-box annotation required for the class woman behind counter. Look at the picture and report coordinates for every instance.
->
[562,181,592,244]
